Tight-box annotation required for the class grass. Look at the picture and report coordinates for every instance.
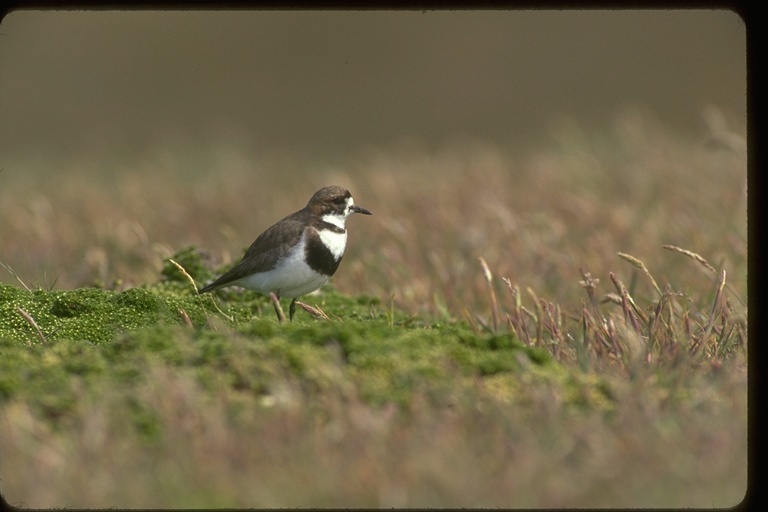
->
[0,110,748,508]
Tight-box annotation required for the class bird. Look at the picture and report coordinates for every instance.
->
[198,185,372,321]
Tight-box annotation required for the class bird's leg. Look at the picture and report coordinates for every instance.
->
[289,298,297,321]
[269,292,286,323]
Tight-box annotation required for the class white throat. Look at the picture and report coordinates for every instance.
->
[322,212,347,229]
[322,196,357,228]
[317,219,348,260]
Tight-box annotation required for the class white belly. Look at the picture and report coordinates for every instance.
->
[230,235,331,298]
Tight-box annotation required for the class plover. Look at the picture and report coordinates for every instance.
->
[199,185,372,321]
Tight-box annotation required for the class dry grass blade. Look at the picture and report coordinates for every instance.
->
[586,310,612,355]
[518,305,539,344]
[169,258,229,323]
[628,292,649,325]
[1,261,31,292]
[716,313,737,359]
[503,278,527,342]
[609,272,644,334]
[701,270,727,344]
[169,258,199,293]
[204,296,234,324]
[606,316,621,358]
[662,245,717,273]
[178,308,193,328]
[655,283,688,354]
[479,256,492,284]
[526,287,544,345]
[504,311,517,337]
[463,306,480,335]
[647,294,667,351]
[664,283,679,343]
[542,300,564,353]
[479,257,498,332]
[16,306,45,344]
[296,301,332,321]
[617,252,662,296]
[602,293,622,305]
[662,246,746,310]
[713,270,727,313]
[579,270,601,313]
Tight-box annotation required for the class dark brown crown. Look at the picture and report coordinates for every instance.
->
[306,186,352,215]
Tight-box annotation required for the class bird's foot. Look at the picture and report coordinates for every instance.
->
[269,292,286,323]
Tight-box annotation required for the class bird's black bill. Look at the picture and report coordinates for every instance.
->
[351,205,373,215]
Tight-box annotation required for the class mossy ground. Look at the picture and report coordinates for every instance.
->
[2,247,610,440]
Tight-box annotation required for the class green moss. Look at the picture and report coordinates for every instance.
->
[50,293,97,318]
[161,246,213,283]
[0,250,613,438]
[0,283,217,345]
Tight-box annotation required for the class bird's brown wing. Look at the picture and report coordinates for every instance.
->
[199,211,308,292]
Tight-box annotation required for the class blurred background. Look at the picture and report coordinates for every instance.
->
[0,12,749,509]
[0,9,747,299]
[0,10,746,169]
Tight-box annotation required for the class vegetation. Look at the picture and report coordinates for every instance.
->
[0,111,747,508]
